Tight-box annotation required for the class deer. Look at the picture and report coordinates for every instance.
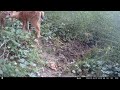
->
[0,11,11,29]
[8,11,45,39]
[27,11,44,30]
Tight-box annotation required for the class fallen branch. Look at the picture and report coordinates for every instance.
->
[0,42,7,59]
[0,40,6,48]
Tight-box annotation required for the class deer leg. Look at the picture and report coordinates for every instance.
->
[11,18,15,27]
[1,18,5,30]
[22,21,26,31]
[27,21,29,31]
[31,20,41,38]
[25,21,29,31]
[23,20,30,32]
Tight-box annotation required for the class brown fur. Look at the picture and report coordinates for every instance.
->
[0,11,14,29]
[9,11,44,38]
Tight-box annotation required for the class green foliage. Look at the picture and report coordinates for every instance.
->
[0,22,44,77]
[43,11,120,77]
[1,11,120,77]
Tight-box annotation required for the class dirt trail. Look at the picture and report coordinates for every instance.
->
[34,39,73,77]
[35,38,93,77]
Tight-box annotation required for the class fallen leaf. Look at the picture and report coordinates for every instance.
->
[47,61,57,71]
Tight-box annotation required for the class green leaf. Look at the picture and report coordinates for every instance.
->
[18,58,25,63]
[19,63,27,68]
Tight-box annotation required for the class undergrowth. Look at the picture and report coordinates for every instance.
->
[0,26,45,77]
[1,11,120,77]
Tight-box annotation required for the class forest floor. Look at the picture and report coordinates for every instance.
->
[35,38,93,77]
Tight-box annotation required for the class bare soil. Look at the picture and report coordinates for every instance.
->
[36,38,93,77]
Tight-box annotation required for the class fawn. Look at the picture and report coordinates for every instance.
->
[9,11,44,39]
[0,11,11,29]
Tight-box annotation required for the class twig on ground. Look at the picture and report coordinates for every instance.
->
[0,40,6,48]
[0,42,7,59]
